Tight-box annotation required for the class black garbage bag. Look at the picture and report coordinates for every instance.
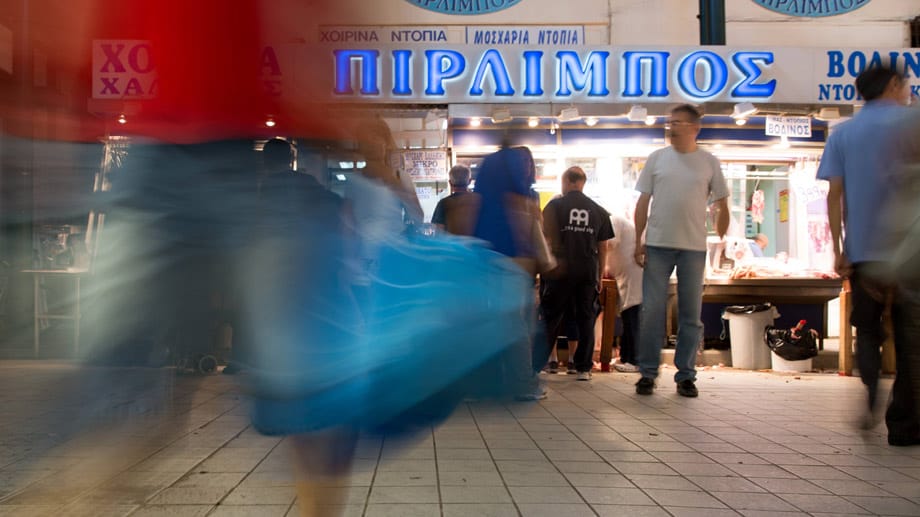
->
[765,325,819,361]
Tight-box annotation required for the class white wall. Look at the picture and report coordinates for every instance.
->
[272,0,918,47]
[726,0,917,47]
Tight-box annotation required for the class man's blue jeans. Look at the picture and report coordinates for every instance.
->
[637,246,706,382]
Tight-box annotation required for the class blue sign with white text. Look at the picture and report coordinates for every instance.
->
[405,0,522,15]
[753,0,871,18]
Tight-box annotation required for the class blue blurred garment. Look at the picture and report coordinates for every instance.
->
[473,147,533,258]
[816,100,911,263]
[249,176,533,436]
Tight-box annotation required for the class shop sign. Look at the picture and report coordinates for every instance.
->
[327,45,919,104]
[405,0,522,16]
[752,0,871,18]
[465,26,586,46]
[92,40,157,99]
[317,25,589,46]
[398,149,449,181]
[765,116,812,137]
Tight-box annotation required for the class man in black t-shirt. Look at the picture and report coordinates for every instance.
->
[540,166,614,380]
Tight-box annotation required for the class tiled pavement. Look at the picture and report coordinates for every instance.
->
[1,361,919,516]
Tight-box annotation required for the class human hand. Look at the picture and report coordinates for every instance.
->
[634,243,646,268]
[834,251,852,278]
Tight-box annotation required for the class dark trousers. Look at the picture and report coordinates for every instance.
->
[851,263,920,439]
[540,278,598,373]
[886,287,920,440]
[619,305,640,365]
[850,263,887,410]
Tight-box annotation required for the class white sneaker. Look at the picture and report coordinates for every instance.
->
[576,371,592,381]
[614,362,639,373]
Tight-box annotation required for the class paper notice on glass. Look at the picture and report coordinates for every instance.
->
[399,150,449,181]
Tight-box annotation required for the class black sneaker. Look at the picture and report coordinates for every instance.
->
[635,377,654,395]
[676,379,698,398]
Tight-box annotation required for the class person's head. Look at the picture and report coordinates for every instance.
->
[561,166,587,194]
[262,138,294,171]
[355,117,395,163]
[754,233,769,250]
[855,66,911,105]
[448,164,471,190]
[513,146,536,185]
[669,104,703,148]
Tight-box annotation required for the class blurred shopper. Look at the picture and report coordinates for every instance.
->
[541,166,614,381]
[634,104,730,397]
[818,65,914,438]
[473,144,554,399]
[606,212,643,373]
[432,164,479,236]
[244,137,361,512]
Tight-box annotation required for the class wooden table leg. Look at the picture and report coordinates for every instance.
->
[839,281,853,376]
[600,280,618,372]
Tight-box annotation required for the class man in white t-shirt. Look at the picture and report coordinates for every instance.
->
[633,104,730,397]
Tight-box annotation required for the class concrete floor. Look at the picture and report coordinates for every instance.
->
[0,361,917,516]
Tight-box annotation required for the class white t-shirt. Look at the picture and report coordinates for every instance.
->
[635,147,729,252]
[605,214,643,311]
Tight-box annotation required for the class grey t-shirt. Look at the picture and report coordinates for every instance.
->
[635,147,729,252]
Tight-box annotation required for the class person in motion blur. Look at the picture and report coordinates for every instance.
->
[817,65,915,440]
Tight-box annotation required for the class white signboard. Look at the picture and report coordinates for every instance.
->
[92,40,157,99]
[765,116,812,138]
[399,150,449,181]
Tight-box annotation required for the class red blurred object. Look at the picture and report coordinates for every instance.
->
[0,0,341,143]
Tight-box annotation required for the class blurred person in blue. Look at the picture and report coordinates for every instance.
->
[633,104,730,398]
[246,131,536,515]
[818,65,913,438]
[431,164,479,236]
[541,166,614,381]
[473,144,554,400]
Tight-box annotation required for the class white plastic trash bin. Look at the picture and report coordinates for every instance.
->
[723,306,779,370]
[771,353,813,372]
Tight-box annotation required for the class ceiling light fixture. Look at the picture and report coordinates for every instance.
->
[735,118,747,126]
[558,106,580,122]
[528,117,539,128]
[491,108,513,124]
[265,116,276,128]
[470,117,482,127]
[731,102,757,119]
[644,115,656,126]
[627,105,648,122]
[584,116,598,127]
[815,107,840,121]
[117,114,127,124]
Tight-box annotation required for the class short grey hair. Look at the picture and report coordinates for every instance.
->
[449,164,471,187]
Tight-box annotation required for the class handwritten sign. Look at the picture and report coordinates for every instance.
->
[399,150,449,181]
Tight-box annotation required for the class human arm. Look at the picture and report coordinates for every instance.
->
[826,176,851,277]
[713,197,730,239]
[633,193,651,268]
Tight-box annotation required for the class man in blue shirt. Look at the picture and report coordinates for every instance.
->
[817,66,913,443]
